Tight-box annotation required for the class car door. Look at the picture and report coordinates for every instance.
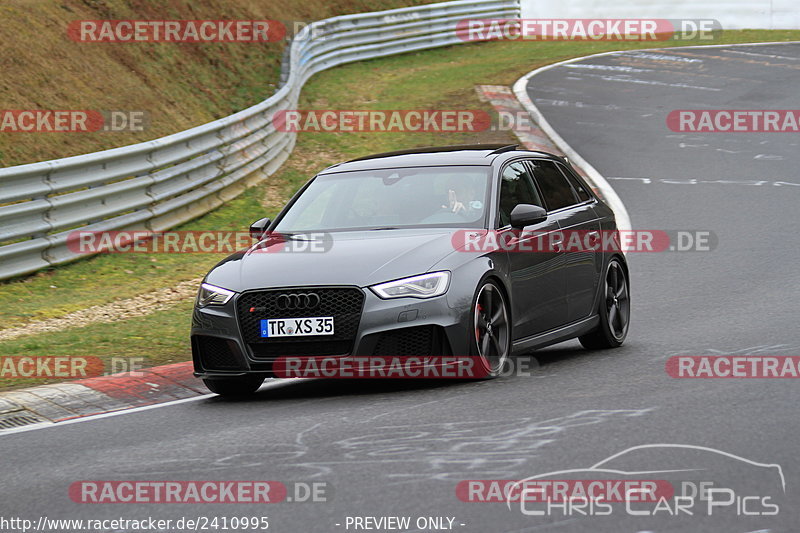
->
[497,160,566,340]
[529,159,602,323]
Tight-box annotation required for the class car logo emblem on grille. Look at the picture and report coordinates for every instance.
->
[276,292,321,310]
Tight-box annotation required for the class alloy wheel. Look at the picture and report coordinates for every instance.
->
[474,282,510,374]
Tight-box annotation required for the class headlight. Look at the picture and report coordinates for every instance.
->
[370,271,450,299]
[196,283,235,307]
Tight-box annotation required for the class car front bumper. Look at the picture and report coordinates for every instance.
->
[191,287,473,379]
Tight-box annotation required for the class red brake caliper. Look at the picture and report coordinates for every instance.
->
[475,304,483,342]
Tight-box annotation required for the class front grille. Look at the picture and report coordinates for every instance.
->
[371,326,438,356]
[237,287,365,358]
[195,336,243,370]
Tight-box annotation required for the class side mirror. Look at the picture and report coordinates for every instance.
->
[249,217,271,239]
[509,204,547,228]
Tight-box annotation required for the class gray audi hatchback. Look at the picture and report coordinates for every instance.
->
[192,145,629,396]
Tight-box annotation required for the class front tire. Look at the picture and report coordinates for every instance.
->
[203,375,264,397]
[471,280,511,378]
[579,258,630,350]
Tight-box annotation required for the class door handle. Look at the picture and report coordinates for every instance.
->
[586,230,602,252]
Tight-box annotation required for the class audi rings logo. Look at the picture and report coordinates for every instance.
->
[276,292,321,310]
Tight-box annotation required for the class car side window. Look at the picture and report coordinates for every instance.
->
[498,161,544,227]
[530,159,579,211]
[557,163,592,202]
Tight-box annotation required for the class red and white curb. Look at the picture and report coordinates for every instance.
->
[476,84,566,157]
[0,362,204,430]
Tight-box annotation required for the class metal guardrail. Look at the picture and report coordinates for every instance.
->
[0,0,520,280]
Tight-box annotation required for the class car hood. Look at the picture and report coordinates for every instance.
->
[204,228,464,292]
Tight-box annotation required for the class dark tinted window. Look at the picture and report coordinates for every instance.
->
[557,163,592,202]
[498,162,543,227]
[530,159,578,211]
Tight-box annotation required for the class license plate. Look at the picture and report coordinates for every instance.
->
[260,317,334,338]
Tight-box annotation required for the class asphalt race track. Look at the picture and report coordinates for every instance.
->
[2,43,800,532]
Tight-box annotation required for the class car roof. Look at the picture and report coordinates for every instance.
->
[317,144,560,174]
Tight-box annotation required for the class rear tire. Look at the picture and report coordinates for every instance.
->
[579,258,630,350]
[203,375,264,397]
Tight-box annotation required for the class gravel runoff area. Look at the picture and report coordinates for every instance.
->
[0,278,202,342]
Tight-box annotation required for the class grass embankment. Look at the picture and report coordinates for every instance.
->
[0,0,432,166]
[2,29,799,390]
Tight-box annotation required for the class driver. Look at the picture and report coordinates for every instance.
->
[442,178,481,216]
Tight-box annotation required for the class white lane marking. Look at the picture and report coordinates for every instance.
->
[512,40,800,240]
[564,63,652,72]
[657,343,800,361]
[567,71,722,91]
[608,176,799,187]
[725,48,800,61]
[533,98,622,111]
[0,378,305,438]
[627,52,703,63]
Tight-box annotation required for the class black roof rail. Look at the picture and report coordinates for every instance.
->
[346,144,515,162]
[487,144,519,155]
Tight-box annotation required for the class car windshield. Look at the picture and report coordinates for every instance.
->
[274,166,491,232]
